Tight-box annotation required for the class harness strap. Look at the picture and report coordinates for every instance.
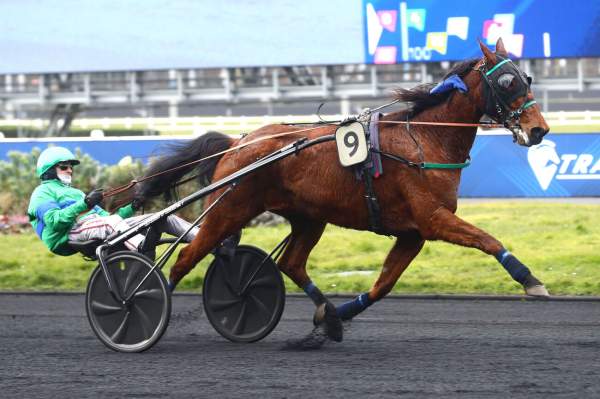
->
[421,157,471,169]
[363,114,385,234]
[362,167,383,234]
[485,58,511,76]
[373,149,471,170]
[351,113,384,234]
[369,113,384,178]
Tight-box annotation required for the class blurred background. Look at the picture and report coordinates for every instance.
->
[0,0,598,294]
[1,0,599,202]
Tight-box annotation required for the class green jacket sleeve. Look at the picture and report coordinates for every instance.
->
[43,199,89,234]
[116,204,135,219]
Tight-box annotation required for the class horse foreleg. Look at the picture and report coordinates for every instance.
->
[422,206,548,296]
[277,218,344,342]
[335,231,424,321]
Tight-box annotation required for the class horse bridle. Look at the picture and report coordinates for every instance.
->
[476,56,537,139]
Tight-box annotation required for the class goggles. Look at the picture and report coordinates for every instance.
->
[57,163,75,171]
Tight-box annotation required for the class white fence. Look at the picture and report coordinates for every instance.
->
[1,111,600,137]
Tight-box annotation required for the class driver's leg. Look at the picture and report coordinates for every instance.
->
[124,214,242,262]
[68,214,145,251]
[161,215,199,243]
[124,214,200,260]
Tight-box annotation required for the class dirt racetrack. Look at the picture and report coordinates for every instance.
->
[1,293,599,398]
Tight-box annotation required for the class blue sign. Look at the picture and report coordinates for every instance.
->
[0,138,181,165]
[460,134,600,197]
[364,0,600,63]
[1,134,599,197]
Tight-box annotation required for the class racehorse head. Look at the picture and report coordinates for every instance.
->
[476,38,549,146]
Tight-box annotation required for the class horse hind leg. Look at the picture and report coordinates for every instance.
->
[335,230,424,321]
[168,192,263,290]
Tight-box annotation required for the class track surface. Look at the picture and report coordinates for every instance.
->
[1,293,599,398]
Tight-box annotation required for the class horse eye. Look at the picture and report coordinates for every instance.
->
[497,73,514,89]
[526,76,533,86]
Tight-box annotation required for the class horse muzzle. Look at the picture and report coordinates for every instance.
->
[513,126,549,147]
[529,126,549,146]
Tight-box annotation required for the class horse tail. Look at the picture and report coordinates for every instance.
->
[136,131,235,201]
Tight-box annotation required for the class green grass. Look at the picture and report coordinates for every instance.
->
[548,124,600,133]
[1,202,599,295]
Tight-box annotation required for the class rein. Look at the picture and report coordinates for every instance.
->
[102,126,323,198]
[102,90,510,200]
[378,120,502,128]
[103,118,499,199]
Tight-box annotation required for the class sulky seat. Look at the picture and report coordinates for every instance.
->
[69,236,180,259]
[68,239,104,259]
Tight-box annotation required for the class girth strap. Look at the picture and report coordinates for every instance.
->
[354,113,384,234]
[361,164,383,234]
[368,113,384,178]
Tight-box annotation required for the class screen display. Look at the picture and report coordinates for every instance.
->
[1,1,598,74]
[364,0,600,63]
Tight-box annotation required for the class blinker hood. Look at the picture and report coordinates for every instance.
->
[481,57,530,120]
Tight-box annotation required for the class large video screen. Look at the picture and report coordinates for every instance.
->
[364,0,600,63]
[1,1,599,74]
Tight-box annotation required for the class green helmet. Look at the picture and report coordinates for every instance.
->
[36,147,80,178]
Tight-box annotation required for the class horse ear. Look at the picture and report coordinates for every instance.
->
[495,37,508,56]
[478,39,496,64]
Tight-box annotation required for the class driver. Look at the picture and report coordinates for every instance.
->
[28,147,198,258]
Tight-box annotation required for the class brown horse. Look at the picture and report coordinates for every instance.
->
[136,39,550,343]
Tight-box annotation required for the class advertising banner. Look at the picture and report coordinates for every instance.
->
[364,0,600,63]
[1,133,599,197]
[460,133,600,197]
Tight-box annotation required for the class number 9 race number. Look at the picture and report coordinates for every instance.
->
[335,121,368,166]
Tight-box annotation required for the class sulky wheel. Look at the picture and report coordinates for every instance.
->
[203,245,285,343]
[85,251,171,353]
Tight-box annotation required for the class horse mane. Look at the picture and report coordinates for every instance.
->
[392,58,479,118]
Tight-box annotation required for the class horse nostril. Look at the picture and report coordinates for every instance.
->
[531,127,548,141]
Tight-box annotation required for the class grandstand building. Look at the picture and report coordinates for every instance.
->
[1,0,599,137]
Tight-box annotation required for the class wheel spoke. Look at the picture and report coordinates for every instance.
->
[248,293,271,321]
[134,288,164,301]
[208,297,241,311]
[133,303,152,340]
[231,300,248,336]
[236,255,251,288]
[110,310,132,343]
[218,268,237,295]
[90,300,123,316]
[122,261,141,295]
[245,274,278,290]
[111,261,125,296]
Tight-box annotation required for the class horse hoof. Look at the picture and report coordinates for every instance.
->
[313,303,326,326]
[525,284,550,297]
[313,302,343,342]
